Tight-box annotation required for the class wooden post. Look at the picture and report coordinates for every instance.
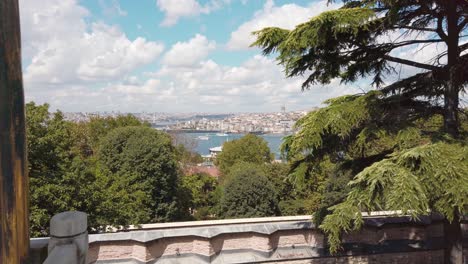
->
[0,0,30,263]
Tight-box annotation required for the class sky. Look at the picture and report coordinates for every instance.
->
[18,0,440,113]
[19,0,360,113]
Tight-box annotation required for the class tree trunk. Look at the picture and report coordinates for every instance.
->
[444,0,460,138]
[0,0,30,263]
[443,2,463,263]
[443,215,463,264]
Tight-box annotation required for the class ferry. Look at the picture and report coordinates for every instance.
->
[209,146,223,157]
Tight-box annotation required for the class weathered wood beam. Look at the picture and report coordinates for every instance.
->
[0,0,30,263]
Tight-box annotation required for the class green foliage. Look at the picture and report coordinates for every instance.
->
[87,114,148,146]
[252,1,467,95]
[279,91,466,250]
[254,2,467,252]
[284,91,429,161]
[219,163,279,218]
[222,161,265,184]
[215,134,273,176]
[98,126,188,222]
[175,144,204,168]
[253,8,377,86]
[27,102,75,236]
[263,162,292,199]
[321,142,468,253]
[181,173,218,220]
[26,103,184,236]
[169,132,203,166]
[71,114,148,157]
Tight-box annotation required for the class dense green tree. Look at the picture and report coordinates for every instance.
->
[98,126,189,222]
[26,103,153,235]
[258,162,312,216]
[27,102,75,236]
[181,173,218,220]
[263,162,292,200]
[321,142,467,252]
[219,163,279,218]
[253,1,468,262]
[215,134,273,176]
[72,114,148,157]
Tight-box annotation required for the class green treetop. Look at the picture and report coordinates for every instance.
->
[26,103,156,235]
[253,0,467,137]
[215,134,273,176]
[98,126,189,222]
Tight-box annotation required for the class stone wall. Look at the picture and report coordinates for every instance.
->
[30,214,467,264]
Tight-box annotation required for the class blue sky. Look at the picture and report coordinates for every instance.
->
[19,0,364,113]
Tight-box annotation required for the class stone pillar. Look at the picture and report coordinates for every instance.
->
[44,211,88,264]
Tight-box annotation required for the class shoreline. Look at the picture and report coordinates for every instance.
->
[162,129,290,136]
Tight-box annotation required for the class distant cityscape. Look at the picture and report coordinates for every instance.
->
[63,108,315,134]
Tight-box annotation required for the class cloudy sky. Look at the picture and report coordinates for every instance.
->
[18,0,388,112]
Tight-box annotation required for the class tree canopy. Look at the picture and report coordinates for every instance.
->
[252,0,468,262]
[219,163,279,218]
[98,126,189,222]
[253,0,467,137]
[181,173,218,220]
[27,102,76,236]
[26,103,189,235]
[215,134,273,176]
[320,142,468,253]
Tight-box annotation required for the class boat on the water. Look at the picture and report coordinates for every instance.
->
[215,133,228,136]
[197,136,209,140]
[249,131,265,135]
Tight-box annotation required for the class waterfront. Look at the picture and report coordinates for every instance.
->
[179,132,285,159]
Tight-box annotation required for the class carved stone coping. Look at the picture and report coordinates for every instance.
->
[89,217,315,244]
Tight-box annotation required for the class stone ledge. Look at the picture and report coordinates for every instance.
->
[89,220,315,244]
[89,214,451,244]
[30,214,467,264]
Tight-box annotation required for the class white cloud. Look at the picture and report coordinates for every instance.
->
[76,23,164,81]
[227,0,339,50]
[162,34,216,67]
[157,0,205,27]
[26,78,172,113]
[156,0,232,27]
[19,0,359,113]
[20,0,89,59]
[151,55,360,112]
[99,0,127,17]
[26,53,359,112]
[105,78,161,95]
[20,0,164,86]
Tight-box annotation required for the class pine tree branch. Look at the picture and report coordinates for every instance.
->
[458,18,467,33]
[393,25,437,32]
[430,43,468,65]
[391,39,444,49]
[340,40,443,57]
[436,15,448,43]
[382,72,435,93]
[460,42,468,52]
[383,55,442,71]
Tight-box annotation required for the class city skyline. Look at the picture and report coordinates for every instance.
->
[20,0,366,113]
[63,108,313,133]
